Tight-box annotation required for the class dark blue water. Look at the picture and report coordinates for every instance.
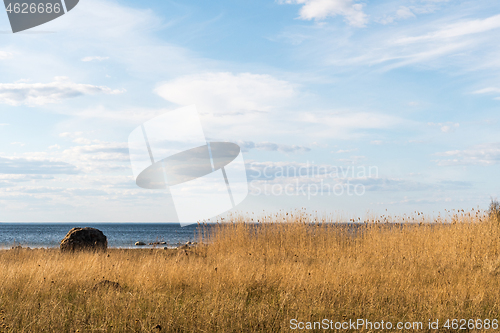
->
[0,222,414,249]
[0,223,214,249]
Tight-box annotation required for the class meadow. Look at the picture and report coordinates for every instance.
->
[1,207,500,332]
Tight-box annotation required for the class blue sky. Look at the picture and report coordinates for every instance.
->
[1,0,500,222]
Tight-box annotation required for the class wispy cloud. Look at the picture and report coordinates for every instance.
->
[427,122,459,133]
[473,87,500,100]
[0,77,124,106]
[395,14,500,44]
[282,8,500,74]
[335,148,357,153]
[435,143,500,166]
[296,111,404,138]
[81,56,110,62]
[238,141,311,153]
[62,143,130,162]
[0,157,79,175]
[473,87,500,94]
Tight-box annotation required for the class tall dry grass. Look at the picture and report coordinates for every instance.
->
[1,209,500,332]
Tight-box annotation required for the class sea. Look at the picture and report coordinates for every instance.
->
[0,223,215,249]
[0,222,399,249]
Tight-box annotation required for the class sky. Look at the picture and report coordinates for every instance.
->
[1,0,500,222]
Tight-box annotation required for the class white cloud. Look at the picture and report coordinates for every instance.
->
[57,134,129,164]
[0,156,79,175]
[278,0,368,27]
[81,56,110,62]
[335,148,357,153]
[155,72,296,113]
[238,141,311,153]
[156,72,402,141]
[286,9,500,73]
[435,143,500,166]
[69,105,174,124]
[337,155,365,164]
[62,142,129,162]
[59,131,85,139]
[0,51,13,60]
[297,111,403,138]
[427,122,459,133]
[1,0,200,89]
[439,125,456,133]
[0,77,124,106]
[396,6,415,20]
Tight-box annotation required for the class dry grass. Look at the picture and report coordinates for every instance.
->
[1,210,500,332]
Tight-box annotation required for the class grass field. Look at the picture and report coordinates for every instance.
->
[1,209,500,332]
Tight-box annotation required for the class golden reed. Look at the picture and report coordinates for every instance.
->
[0,208,499,332]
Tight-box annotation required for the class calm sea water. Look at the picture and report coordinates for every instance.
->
[0,222,405,249]
[0,223,215,249]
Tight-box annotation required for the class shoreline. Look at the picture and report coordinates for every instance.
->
[0,245,195,250]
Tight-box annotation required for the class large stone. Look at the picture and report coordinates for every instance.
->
[60,227,107,252]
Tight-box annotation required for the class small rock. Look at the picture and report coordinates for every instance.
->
[135,241,146,246]
[178,244,189,250]
[92,280,122,291]
[148,241,166,245]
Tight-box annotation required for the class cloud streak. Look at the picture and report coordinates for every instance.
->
[0,77,124,106]
[395,14,500,44]
[81,56,110,62]
[238,141,311,153]
[435,143,500,166]
[0,157,79,175]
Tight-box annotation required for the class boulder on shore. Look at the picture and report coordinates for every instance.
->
[60,227,107,252]
[135,241,146,246]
